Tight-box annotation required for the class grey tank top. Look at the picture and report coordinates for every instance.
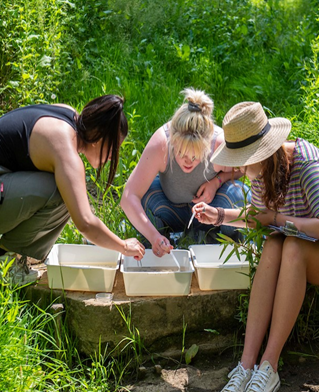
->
[159,123,223,204]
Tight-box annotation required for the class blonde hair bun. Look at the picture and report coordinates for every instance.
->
[169,88,215,168]
[182,88,214,117]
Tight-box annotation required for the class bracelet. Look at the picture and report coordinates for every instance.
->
[273,211,278,226]
[215,174,222,188]
[213,207,225,226]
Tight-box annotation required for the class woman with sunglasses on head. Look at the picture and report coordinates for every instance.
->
[0,95,145,284]
[193,101,319,392]
[121,88,250,257]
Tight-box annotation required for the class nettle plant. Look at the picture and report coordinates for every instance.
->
[217,196,271,328]
[218,205,270,284]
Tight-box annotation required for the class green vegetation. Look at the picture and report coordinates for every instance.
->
[1,0,319,389]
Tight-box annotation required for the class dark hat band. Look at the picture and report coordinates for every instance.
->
[225,122,271,149]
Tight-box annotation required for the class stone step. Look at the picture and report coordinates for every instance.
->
[24,267,247,357]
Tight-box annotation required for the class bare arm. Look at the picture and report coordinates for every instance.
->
[193,202,249,228]
[252,209,319,240]
[120,127,173,255]
[29,118,145,259]
[212,129,234,173]
[193,202,319,240]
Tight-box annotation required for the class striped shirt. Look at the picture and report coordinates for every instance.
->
[251,138,319,218]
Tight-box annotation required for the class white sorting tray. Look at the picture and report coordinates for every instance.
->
[120,249,194,296]
[189,244,250,291]
[45,244,120,292]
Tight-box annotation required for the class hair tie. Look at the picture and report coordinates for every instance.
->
[188,102,202,112]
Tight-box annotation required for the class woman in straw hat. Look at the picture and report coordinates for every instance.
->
[193,101,319,392]
[121,88,250,257]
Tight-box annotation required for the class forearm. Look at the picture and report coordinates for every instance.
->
[79,215,126,253]
[194,202,251,228]
[272,212,319,239]
[121,195,160,244]
[222,208,251,228]
[211,170,242,190]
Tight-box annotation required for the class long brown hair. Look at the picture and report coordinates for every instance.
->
[76,95,128,189]
[260,145,292,210]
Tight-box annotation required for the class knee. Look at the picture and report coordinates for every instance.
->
[217,181,251,208]
[36,173,65,207]
[260,234,285,267]
[282,237,306,267]
[231,181,251,205]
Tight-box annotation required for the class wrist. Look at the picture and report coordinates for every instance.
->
[123,240,128,255]
[213,207,225,226]
[215,174,222,189]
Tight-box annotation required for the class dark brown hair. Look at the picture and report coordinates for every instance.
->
[260,145,292,210]
[76,95,128,189]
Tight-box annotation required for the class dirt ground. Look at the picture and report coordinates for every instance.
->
[124,345,319,392]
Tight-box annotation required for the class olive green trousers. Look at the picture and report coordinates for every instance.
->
[0,170,70,260]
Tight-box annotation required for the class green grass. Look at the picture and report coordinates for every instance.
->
[0,261,149,391]
[1,0,319,388]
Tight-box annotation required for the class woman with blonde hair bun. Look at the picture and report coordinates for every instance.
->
[121,88,250,256]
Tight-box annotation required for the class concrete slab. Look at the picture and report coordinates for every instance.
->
[24,267,247,357]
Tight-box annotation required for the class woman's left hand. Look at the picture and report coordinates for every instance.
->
[192,180,219,204]
[253,208,276,227]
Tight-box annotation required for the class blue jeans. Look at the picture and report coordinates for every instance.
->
[141,176,251,245]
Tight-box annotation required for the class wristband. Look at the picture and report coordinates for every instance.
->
[215,174,222,188]
[213,207,225,226]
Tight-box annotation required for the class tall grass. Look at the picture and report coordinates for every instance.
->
[0,260,148,391]
[1,0,319,388]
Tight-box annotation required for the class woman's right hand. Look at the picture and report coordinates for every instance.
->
[152,235,173,257]
[193,202,218,225]
[123,238,145,260]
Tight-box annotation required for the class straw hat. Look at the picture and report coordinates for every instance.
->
[210,102,291,167]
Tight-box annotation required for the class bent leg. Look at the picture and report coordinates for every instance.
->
[141,176,190,234]
[241,234,284,370]
[260,237,319,370]
[0,171,69,259]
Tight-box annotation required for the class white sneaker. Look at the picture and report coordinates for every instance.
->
[221,362,252,392]
[0,252,39,286]
[246,361,280,392]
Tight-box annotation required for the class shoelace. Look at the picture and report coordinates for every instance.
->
[246,365,269,392]
[222,363,250,392]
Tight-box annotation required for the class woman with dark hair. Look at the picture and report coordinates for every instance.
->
[193,102,319,392]
[0,95,145,284]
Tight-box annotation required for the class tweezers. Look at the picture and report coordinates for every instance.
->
[187,211,196,229]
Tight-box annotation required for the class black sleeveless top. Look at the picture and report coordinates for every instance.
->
[0,104,76,172]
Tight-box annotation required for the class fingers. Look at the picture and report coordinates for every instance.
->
[193,202,207,215]
[153,237,172,257]
[125,238,145,259]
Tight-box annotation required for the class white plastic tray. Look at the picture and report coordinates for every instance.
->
[189,244,250,291]
[121,249,194,296]
[45,244,120,292]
